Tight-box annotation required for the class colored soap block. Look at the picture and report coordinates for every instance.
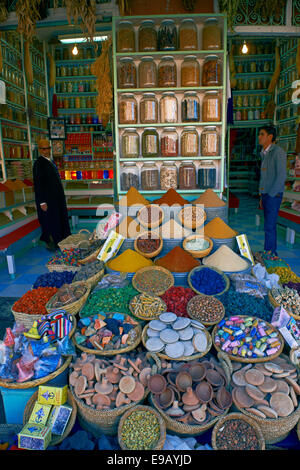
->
[48,404,72,436]
[29,401,52,426]
[112,313,125,322]
[38,385,68,406]
[18,423,52,450]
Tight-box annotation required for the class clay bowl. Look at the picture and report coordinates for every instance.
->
[205,369,224,388]
[195,381,213,404]
[175,371,193,392]
[148,374,167,395]
[158,387,175,409]
[167,371,177,387]
[216,386,232,410]
[189,363,206,383]
[127,381,145,402]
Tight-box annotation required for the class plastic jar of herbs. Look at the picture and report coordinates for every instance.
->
[181,91,200,122]
[198,160,217,189]
[179,18,197,50]
[118,57,137,88]
[117,20,135,53]
[202,55,221,86]
[202,91,221,122]
[142,127,159,158]
[119,93,138,124]
[179,161,196,189]
[161,127,179,157]
[158,19,177,51]
[141,161,159,190]
[121,128,140,158]
[158,56,177,87]
[202,18,222,50]
[121,162,139,191]
[160,92,178,123]
[201,126,219,156]
[181,55,200,87]
[140,93,158,124]
[160,161,178,190]
[181,126,199,156]
[139,56,157,88]
[138,20,157,52]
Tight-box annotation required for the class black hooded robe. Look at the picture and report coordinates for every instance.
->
[33,156,71,245]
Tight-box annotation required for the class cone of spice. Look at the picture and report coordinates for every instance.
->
[115,216,143,239]
[153,188,189,207]
[193,189,226,207]
[155,246,200,272]
[107,249,154,273]
[119,187,149,207]
[204,217,237,239]
[202,245,249,272]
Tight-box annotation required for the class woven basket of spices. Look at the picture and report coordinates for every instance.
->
[267,290,300,321]
[186,294,225,327]
[23,389,77,446]
[46,263,81,274]
[188,265,230,297]
[137,204,164,229]
[46,281,91,316]
[182,234,213,259]
[118,405,166,450]
[129,293,167,321]
[78,247,103,266]
[74,268,105,291]
[58,229,92,251]
[177,205,206,230]
[132,266,174,297]
[134,231,163,259]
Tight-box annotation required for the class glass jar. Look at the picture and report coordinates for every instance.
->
[250,61,256,73]
[202,55,221,86]
[138,56,157,88]
[202,91,221,122]
[181,126,199,156]
[158,56,177,87]
[121,128,139,158]
[161,127,179,157]
[181,55,200,87]
[138,20,157,52]
[242,95,249,107]
[235,110,241,121]
[121,162,139,191]
[118,57,137,88]
[179,19,197,50]
[264,61,270,72]
[117,20,135,53]
[198,160,217,189]
[158,19,177,51]
[142,127,159,158]
[141,162,159,190]
[119,93,138,124]
[201,126,219,156]
[160,92,178,123]
[202,18,222,50]
[182,91,200,122]
[179,161,196,189]
[160,161,178,190]
[140,93,158,124]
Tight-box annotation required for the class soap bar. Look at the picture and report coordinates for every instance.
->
[18,423,52,450]
[38,385,68,406]
[28,401,52,426]
[48,404,72,435]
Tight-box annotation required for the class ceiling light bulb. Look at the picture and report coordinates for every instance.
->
[242,41,248,54]
[72,45,79,56]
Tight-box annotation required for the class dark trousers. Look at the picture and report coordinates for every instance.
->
[261,192,283,254]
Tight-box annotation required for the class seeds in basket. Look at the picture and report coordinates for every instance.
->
[187,295,224,324]
[133,267,174,295]
[270,286,300,318]
[72,259,105,282]
[120,409,161,450]
[179,205,206,227]
[138,205,164,227]
[130,293,167,319]
[47,283,88,310]
[13,287,58,316]
[136,233,161,254]
[214,417,261,450]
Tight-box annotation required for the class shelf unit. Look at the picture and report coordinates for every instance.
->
[112,14,227,201]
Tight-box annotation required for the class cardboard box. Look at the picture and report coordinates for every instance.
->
[28,401,52,426]
[38,385,68,406]
[97,229,125,263]
[48,404,72,435]
[18,423,52,450]
[236,234,254,265]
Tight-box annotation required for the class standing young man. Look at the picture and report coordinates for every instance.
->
[258,126,286,256]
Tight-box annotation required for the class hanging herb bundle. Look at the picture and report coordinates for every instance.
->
[0,1,8,24]
[182,0,196,11]
[229,43,237,88]
[91,38,113,128]
[253,0,286,20]
[268,44,281,94]
[15,0,43,42]
[218,0,240,32]
[64,0,97,52]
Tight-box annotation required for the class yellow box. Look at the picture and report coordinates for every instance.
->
[18,423,52,450]
[29,401,52,426]
[38,385,68,406]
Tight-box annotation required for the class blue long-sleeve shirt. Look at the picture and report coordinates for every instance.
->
[259,144,286,197]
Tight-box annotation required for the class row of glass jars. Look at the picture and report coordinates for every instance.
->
[57,96,97,109]
[233,42,273,56]
[118,55,222,88]
[235,78,270,91]
[56,64,93,77]
[121,126,220,158]
[119,91,222,124]
[233,94,266,108]
[56,80,97,93]
[120,160,217,191]
[234,109,265,121]
[235,59,273,74]
[117,18,222,53]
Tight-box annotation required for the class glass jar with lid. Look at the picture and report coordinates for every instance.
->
[202,91,221,122]
[179,19,197,50]
[182,91,200,122]
[138,20,157,52]
[140,93,158,124]
[138,57,157,88]
[141,162,159,190]
[179,161,196,189]
[160,161,178,190]
[202,18,222,50]
[142,127,159,158]
[160,92,178,123]
[119,93,138,124]
[181,127,199,156]
[158,19,177,51]
[161,127,179,157]
[121,128,140,159]
[202,55,222,86]
[198,160,217,189]
[158,56,177,87]
[117,20,135,53]
[201,126,219,156]
[121,162,139,191]
[181,55,200,87]
[118,57,137,88]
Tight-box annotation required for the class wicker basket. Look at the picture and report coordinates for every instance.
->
[132,266,174,297]
[134,231,163,259]
[73,268,105,291]
[186,294,225,327]
[212,315,284,363]
[129,294,167,321]
[268,290,300,321]
[58,229,92,251]
[137,204,165,229]
[118,405,166,450]
[11,309,44,330]
[177,205,206,230]
[78,246,103,266]
[46,263,81,274]
[141,323,212,362]
[188,265,230,297]
[211,412,265,450]
[46,281,91,316]
[23,390,77,446]
[182,235,213,259]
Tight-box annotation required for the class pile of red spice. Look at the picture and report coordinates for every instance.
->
[153,188,189,206]
[154,246,200,272]
[160,286,196,317]
[13,287,58,315]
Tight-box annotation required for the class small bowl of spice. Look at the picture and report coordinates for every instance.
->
[178,205,206,229]
[183,234,213,259]
[137,204,164,229]
[211,412,265,450]
[187,294,225,327]
[134,231,163,259]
